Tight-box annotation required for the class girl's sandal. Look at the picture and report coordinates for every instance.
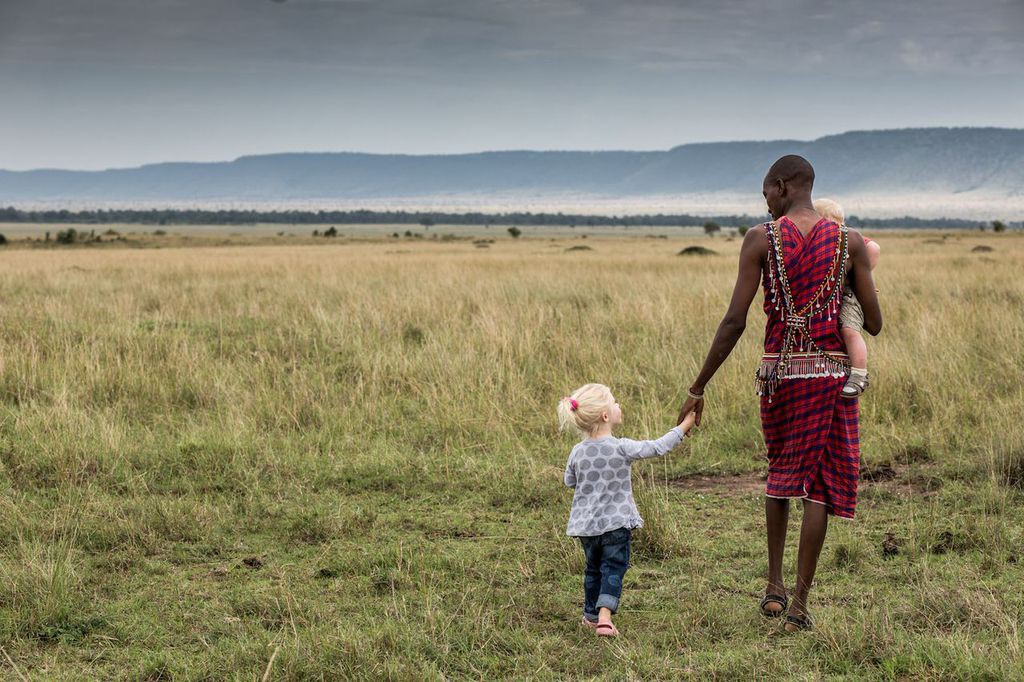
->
[783,613,814,633]
[841,372,869,399]
[595,622,619,637]
[759,593,788,618]
[581,617,599,629]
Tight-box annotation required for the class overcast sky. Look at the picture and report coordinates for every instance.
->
[2,0,1022,170]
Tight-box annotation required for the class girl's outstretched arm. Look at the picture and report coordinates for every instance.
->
[617,427,686,462]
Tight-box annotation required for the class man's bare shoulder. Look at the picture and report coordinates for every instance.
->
[845,228,867,252]
[741,223,770,253]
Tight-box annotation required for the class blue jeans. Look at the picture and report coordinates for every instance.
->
[578,527,631,621]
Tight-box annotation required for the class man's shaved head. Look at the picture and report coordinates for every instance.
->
[762,155,816,220]
[765,155,815,190]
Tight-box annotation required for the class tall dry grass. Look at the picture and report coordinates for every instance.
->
[0,232,1021,678]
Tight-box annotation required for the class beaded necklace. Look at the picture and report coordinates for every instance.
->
[755,220,851,400]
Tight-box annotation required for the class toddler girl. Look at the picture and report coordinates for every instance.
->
[813,198,881,398]
[558,383,696,637]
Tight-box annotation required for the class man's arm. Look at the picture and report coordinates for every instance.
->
[677,226,767,425]
[847,231,882,335]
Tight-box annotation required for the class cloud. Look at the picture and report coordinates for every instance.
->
[1,0,1022,169]
[2,0,1022,77]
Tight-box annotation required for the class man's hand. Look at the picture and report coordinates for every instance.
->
[677,395,704,428]
[678,408,697,435]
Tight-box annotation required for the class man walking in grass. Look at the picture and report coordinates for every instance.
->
[676,155,881,631]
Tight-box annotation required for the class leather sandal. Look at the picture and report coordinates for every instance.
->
[760,593,788,618]
[841,372,869,399]
[783,612,814,632]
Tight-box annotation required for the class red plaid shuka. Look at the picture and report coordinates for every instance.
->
[758,217,859,518]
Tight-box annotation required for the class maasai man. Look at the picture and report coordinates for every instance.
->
[676,155,881,632]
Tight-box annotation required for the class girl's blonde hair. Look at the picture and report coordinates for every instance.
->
[557,383,613,436]
[814,198,845,226]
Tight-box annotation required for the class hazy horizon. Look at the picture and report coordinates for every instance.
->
[6,125,1023,174]
[3,0,1022,171]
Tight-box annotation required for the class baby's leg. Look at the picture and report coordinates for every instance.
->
[866,240,881,270]
[841,325,868,370]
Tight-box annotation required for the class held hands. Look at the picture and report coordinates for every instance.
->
[677,393,704,429]
[678,408,697,436]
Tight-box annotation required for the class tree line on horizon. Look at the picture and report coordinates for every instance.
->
[0,206,1014,230]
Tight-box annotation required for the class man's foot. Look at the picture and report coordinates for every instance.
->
[759,592,788,618]
[782,610,815,630]
[595,621,619,637]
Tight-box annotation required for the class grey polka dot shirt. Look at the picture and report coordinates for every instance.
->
[564,427,685,537]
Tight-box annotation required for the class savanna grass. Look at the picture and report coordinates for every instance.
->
[0,232,1021,679]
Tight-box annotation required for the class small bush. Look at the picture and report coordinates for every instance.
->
[153,230,167,236]
[678,246,716,256]
[402,324,425,346]
[832,542,864,570]
[55,228,78,244]
[507,226,522,238]
[324,227,338,237]
[0,233,7,245]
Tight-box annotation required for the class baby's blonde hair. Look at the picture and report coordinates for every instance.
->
[557,383,613,436]
[814,198,845,226]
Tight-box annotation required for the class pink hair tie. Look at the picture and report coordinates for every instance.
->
[566,397,579,411]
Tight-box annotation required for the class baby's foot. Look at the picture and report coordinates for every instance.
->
[841,371,869,399]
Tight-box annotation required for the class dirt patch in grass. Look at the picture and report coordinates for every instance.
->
[669,471,764,495]
[861,462,898,482]
[865,462,943,497]
[893,443,933,464]
[669,463,944,499]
